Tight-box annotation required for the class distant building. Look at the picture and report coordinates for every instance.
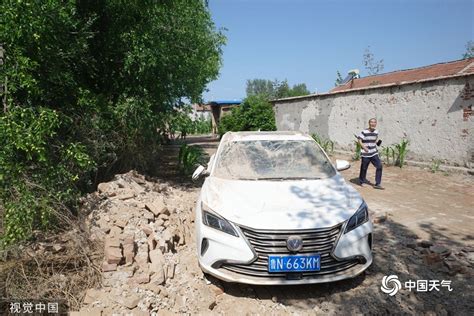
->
[208,100,242,135]
[190,103,211,120]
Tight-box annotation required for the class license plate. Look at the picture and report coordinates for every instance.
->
[268,254,321,272]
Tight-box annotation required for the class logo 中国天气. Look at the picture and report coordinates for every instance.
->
[381,275,402,296]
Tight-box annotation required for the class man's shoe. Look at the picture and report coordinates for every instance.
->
[374,185,385,190]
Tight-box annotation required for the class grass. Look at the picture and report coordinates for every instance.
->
[311,133,334,155]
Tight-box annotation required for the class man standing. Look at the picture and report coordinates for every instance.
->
[358,118,384,190]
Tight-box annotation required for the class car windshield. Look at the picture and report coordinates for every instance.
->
[213,139,336,180]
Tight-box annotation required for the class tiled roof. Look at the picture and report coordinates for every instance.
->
[331,58,474,93]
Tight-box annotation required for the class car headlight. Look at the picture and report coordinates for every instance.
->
[201,203,238,237]
[344,202,369,233]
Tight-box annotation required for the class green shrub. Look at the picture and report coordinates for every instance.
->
[430,159,442,173]
[177,144,206,176]
[218,95,276,135]
[311,134,334,155]
[381,145,396,165]
[394,139,409,168]
[353,140,362,161]
[0,107,94,245]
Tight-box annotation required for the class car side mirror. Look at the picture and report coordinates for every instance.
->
[192,165,209,181]
[335,159,351,171]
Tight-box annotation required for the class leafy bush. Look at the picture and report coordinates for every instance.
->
[0,107,94,245]
[177,144,206,176]
[218,95,276,135]
[0,0,225,245]
[311,134,334,155]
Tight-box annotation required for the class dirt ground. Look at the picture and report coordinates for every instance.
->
[9,135,471,315]
[157,135,474,315]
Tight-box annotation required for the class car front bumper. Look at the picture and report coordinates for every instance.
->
[196,201,373,285]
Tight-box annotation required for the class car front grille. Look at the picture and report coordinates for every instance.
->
[220,223,360,279]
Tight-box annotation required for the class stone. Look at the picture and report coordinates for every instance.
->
[128,272,150,285]
[105,236,121,248]
[52,244,65,253]
[423,253,442,265]
[114,218,128,228]
[142,225,153,236]
[83,289,101,305]
[145,200,168,216]
[158,213,169,221]
[166,262,176,280]
[418,240,434,248]
[147,235,157,250]
[444,260,466,275]
[105,246,122,264]
[70,307,102,316]
[143,210,155,221]
[373,214,387,224]
[123,243,135,264]
[97,218,111,233]
[430,245,451,257]
[98,182,113,194]
[109,226,122,237]
[151,269,166,285]
[114,190,135,201]
[123,294,141,309]
[405,240,417,249]
[209,300,217,310]
[102,262,118,272]
[149,249,165,264]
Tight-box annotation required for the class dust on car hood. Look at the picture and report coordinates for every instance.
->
[201,174,363,230]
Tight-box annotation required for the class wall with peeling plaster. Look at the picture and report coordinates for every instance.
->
[273,76,474,167]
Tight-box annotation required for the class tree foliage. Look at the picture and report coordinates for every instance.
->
[0,0,225,245]
[363,46,384,76]
[218,95,276,135]
[246,79,310,99]
[463,40,474,59]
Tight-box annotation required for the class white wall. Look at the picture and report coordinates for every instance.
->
[274,76,474,167]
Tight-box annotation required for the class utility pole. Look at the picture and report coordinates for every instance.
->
[0,44,6,112]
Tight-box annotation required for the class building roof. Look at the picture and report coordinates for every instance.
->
[331,57,474,93]
[193,103,211,111]
[269,58,474,103]
[208,99,242,106]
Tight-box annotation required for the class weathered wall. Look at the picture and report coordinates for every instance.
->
[273,76,474,167]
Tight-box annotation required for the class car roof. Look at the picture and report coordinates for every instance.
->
[221,131,314,142]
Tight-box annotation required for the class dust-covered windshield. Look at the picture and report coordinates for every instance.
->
[213,140,336,180]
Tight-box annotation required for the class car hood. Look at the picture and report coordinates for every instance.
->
[201,174,364,230]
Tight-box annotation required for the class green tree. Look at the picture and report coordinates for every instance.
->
[463,40,474,59]
[219,95,276,135]
[0,0,225,245]
[335,70,344,86]
[363,46,384,75]
[246,78,310,99]
[246,79,275,98]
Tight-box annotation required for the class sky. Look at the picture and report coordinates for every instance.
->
[203,0,474,101]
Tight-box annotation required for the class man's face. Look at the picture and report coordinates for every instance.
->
[369,119,377,129]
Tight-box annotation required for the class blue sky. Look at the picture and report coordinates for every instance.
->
[203,0,473,101]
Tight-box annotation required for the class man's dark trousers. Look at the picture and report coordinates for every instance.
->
[359,154,383,185]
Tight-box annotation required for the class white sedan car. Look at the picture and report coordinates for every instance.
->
[192,131,373,285]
